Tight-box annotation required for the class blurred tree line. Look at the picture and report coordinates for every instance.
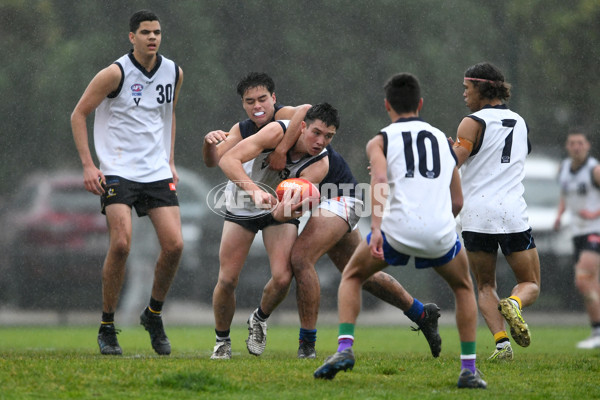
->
[1,0,599,197]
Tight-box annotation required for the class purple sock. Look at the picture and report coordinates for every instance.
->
[337,338,353,352]
[461,358,476,373]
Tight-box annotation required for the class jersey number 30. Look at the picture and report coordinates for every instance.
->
[156,84,173,104]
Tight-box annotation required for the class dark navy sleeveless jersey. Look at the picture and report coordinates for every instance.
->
[238,104,284,139]
[320,145,358,199]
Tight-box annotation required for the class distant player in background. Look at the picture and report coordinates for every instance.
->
[71,10,184,356]
[554,131,600,349]
[208,103,338,360]
[314,73,486,389]
[268,106,441,360]
[452,62,540,361]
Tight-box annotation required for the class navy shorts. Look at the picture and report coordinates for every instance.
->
[573,233,600,260]
[461,228,536,255]
[366,231,462,269]
[101,175,179,217]
[224,211,299,234]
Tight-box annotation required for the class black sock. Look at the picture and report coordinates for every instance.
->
[148,297,164,315]
[100,312,115,331]
[216,329,231,342]
[255,307,270,321]
[101,312,115,325]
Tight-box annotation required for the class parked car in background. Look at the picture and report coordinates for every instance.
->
[0,167,224,310]
[0,170,107,309]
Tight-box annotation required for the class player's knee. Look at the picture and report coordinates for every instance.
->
[216,275,239,293]
[109,236,130,259]
[575,272,593,293]
[271,269,293,290]
[163,236,184,257]
[290,251,312,274]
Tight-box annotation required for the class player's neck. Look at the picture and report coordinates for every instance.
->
[132,51,158,72]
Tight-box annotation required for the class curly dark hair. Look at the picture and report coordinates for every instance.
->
[464,62,511,101]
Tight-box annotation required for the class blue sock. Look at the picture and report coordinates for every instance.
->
[299,328,317,343]
[404,298,425,323]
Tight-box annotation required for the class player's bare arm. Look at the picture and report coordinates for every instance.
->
[554,196,566,230]
[218,122,285,207]
[169,66,184,185]
[449,166,463,217]
[366,135,388,260]
[71,63,122,195]
[202,123,244,168]
[268,104,312,171]
[453,117,482,168]
[298,157,329,188]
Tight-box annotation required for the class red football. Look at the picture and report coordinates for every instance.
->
[275,178,320,207]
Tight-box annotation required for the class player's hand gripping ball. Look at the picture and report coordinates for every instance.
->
[275,178,321,208]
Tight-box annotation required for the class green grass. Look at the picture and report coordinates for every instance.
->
[0,324,599,399]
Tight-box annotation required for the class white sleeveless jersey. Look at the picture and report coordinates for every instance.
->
[93,52,179,182]
[379,118,458,258]
[459,105,530,233]
[225,120,328,218]
[558,156,600,236]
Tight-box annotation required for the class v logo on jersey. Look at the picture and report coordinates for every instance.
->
[134,98,141,106]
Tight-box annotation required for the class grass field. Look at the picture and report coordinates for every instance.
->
[0,323,599,399]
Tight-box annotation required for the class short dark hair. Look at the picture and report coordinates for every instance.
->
[305,103,340,130]
[129,10,160,33]
[384,73,421,114]
[236,72,275,97]
[464,62,511,101]
[567,128,590,144]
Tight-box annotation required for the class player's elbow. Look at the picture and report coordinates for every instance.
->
[451,197,463,217]
[70,108,84,127]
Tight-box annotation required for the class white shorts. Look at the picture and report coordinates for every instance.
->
[317,196,362,232]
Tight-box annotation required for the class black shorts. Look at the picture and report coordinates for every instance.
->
[462,228,536,255]
[573,233,600,260]
[101,175,179,217]
[224,211,299,234]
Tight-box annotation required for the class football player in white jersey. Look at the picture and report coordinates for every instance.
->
[315,73,486,389]
[452,62,541,361]
[71,10,184,356]
[554,131,600,349]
